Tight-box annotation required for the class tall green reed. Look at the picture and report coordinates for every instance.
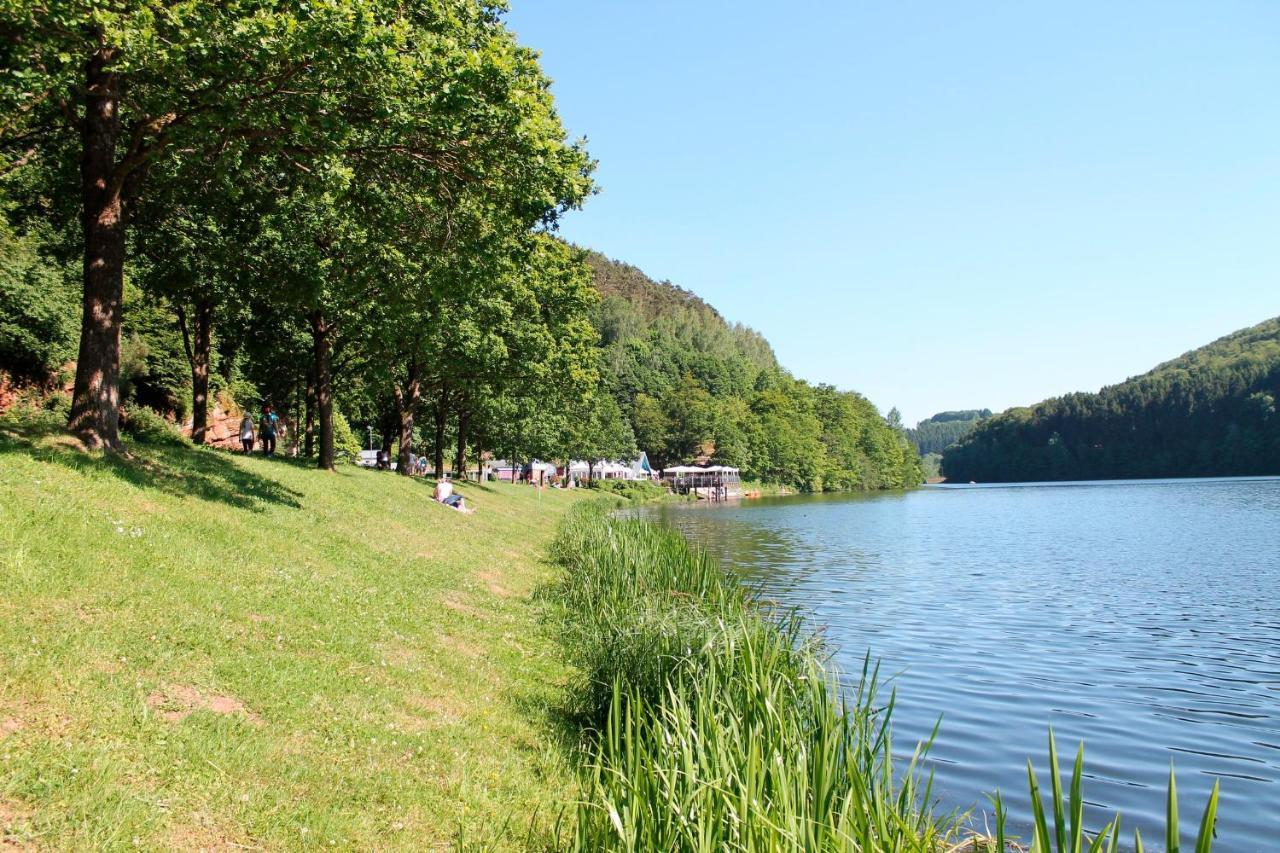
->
[1007,729,1219,853]
[547,502,1221,852]
[547,503,958,850]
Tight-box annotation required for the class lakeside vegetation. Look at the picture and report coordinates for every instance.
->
[545,499,1222,852]
[944,317,1280,482]
[545,501,956,850]
[0,409,585,848]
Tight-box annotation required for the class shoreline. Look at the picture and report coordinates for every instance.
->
[543,497,1222,849]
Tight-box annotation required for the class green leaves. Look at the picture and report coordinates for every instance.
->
[1017,732,1218,853]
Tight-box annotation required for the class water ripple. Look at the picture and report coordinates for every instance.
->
[643,477,1280,851]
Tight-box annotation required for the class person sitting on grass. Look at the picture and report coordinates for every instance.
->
[432,477,473,513]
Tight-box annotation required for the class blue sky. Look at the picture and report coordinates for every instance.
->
[505,1,1280,425]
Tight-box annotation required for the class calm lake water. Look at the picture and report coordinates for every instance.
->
[639,478,1280,851]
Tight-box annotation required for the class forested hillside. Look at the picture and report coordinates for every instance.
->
[906,409,991,455]
[587,252,922,491]
[943,318,1280,481]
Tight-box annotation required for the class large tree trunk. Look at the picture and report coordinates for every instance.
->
[310,310,334,470]
[68,48,125,449]
[453,406,470,479]
[432,388,447,479]
[393,361,421,476]
[188,298,212,444]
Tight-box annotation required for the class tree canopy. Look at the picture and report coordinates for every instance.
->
[906,409,991,456]
[0,4,920,495]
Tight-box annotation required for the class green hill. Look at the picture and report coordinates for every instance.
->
[0,409,583,848]
[906,409,991,456]
[943,317,1280,482]
[585,252,922,491]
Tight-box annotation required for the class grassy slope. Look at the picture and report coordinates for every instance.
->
[0,414,585,850]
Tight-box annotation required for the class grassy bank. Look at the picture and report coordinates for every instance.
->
[544,502,1221,852]
[544,502,956,850]
[0,409,585,849]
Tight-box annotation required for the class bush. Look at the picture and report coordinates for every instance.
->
[121,403,189,447]
[0,218,78,383]
[41,390,71,420]
[332,411,363,464]
[585,477,666,502]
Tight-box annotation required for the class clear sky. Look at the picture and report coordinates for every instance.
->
[505,1,1280,425]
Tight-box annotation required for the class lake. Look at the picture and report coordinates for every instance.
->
[638,478,1280,850]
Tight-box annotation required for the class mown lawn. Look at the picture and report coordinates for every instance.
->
[0,413,586,850]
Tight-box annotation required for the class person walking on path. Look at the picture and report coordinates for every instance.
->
[259,405,279,456]
[238,413,255,453]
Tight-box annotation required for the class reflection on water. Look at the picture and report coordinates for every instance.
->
[639,478,1280,851]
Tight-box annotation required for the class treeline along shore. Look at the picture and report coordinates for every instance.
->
[0,2,918,495]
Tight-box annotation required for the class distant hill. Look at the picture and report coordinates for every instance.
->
[584,251,922,492]
[907,409,991,456]
[943,318,1280,482]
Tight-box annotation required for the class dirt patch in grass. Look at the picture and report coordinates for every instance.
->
[396,692,471,732]
[474,569,511,598]
[162,816,251,852]
[437,634,483,660]
[0,797,35,849]
[147,685,261,725]
[440,593,481,618]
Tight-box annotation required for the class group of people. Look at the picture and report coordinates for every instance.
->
[403,452,431,476]
[238,405,282,456]
[238,403,473,514]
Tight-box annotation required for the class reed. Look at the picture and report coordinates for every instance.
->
[546,502,1221,852]
[547,503,958,850]
[1010,731,1220,853]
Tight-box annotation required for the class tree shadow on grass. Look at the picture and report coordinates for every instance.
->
[0,419,303,512]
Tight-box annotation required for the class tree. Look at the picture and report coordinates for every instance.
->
[1,0,592,449]
[1,1,387,445]
[571,388,636,482]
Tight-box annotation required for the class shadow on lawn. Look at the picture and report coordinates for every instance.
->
[0,418,303,512]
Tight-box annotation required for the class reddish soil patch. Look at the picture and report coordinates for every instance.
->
[147,685,260,725]
[438,634,483,660]
[0,797,34,849]
[474,569,511,598]
[440,593,481,618]
[162,819,249,852]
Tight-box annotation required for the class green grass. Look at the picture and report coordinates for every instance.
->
[545,503,959,851]
[0,406,1225,851]
[0,408,587,849]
